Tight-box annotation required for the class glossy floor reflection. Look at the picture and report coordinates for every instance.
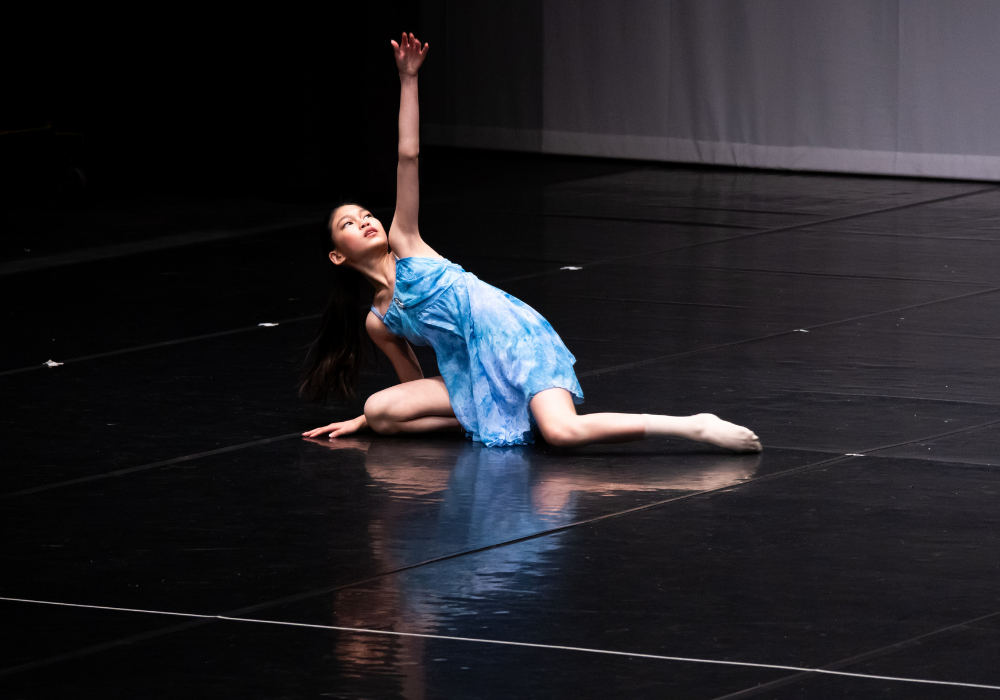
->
[1,435,782,614]
[3,150,1000,697]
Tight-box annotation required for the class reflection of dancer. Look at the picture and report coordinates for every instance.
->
[303,436,761,690]
[302,33,761,450]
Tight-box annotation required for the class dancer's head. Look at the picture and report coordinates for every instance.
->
[326,203,388,268]
[299,204,378,402]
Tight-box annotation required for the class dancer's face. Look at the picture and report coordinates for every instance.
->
[328,204,387,266]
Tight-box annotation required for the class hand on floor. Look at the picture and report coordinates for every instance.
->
[302,415,367,439]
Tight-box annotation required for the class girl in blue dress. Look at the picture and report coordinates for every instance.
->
[302,33,761,452]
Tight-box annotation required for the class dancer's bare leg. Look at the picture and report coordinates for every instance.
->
[364,376,462,434]
[530,388,761,451]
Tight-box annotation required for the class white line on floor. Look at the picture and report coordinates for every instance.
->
[1,596,997,691]
[0,219,322,276]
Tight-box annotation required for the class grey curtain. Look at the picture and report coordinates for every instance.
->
[419,0,1000,181]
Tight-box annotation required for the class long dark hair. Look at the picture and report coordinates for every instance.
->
[298,205,374,402]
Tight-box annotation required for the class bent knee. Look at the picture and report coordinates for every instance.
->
[364,392,399,434]
[538,419,585,448]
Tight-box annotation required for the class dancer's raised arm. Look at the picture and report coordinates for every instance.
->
[388,33,436,259]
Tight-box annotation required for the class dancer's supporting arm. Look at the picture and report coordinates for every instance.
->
[365,312,423,384]
[387,32,437,260]
[301,317,424,439]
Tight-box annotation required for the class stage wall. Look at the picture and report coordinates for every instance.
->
[418,0,1000,181]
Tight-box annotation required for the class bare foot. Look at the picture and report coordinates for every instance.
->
[692,414,762,452]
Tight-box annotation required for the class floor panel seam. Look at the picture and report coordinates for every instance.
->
[0,454,855,679]
[516,212,764,229]
[7,291,996,500]
[0,433,304,499]
[5,188,994,376]
[579,285,1000,377]
[794,228,1000,243]
[7,369,996,502]
[666,184,999,249]
[708,610,1000,699]
[776,388,1000,409]
[213,617,1000,692]
[0,313,323,378]
[171,454,857,617]
[496,185,999,284]
[640,261,993,287]
[0,595,997,692]
[0,219,322,277]
[0,435,984,677]
[861,417,1000,456]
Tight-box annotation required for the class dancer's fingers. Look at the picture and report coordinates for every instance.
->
[303,423,339,437]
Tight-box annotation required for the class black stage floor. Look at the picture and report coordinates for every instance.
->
[3,151,1000,698]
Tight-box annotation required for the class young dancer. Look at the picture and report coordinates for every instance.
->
[302,33,761,452]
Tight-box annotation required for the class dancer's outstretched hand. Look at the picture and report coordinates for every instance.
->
[392,32,429,76]
[302,415,367,439]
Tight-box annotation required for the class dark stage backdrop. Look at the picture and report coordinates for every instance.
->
[11,1,1000,198]
[419,0,1000,181]
[5,3,420,199]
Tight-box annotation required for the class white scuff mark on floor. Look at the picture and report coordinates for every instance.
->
[794,329,809,332]
[44,359,64,367]
[560,266,583,270]
[258,323,279,327]
[845,453,864,457]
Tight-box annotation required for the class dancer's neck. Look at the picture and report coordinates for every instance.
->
[354,251,396,300]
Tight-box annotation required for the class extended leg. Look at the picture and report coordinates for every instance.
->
[365,376,462,435]
[530,388,761,451]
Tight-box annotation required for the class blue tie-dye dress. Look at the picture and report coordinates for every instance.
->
[370,256,583,447]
